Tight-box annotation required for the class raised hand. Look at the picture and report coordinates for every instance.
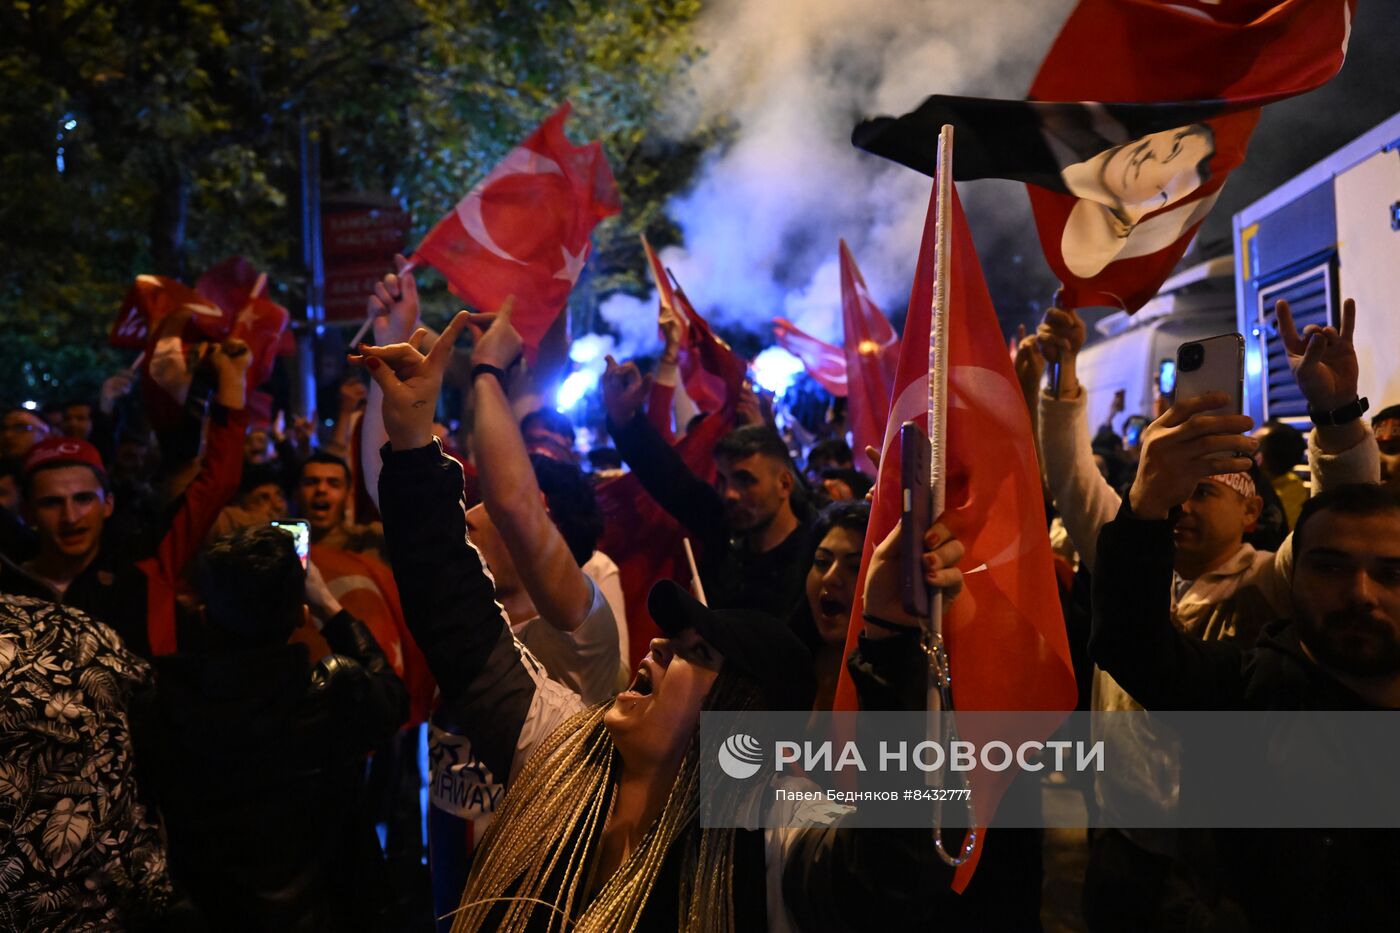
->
[1012,323,1044,400]
[861,519,966,636]
[368,254,421,346]
[209,338,252,409]
[1275,297,1359,412]
[1128,393,1258,520]
[465,297,521,372]
[1036,296,1087,397]
[601,355,651,425]
[350,310,475,451]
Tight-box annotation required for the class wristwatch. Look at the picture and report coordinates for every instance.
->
[1308,396,1369,427]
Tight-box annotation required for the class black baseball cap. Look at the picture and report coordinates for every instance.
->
[647,579,816,712]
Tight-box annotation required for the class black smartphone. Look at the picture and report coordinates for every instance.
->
[899,421,932,619]
[271,519,310,568]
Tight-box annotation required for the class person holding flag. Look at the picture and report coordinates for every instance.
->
[352,293,1017,930]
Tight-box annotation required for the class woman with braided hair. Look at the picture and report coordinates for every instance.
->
[354,305,973,931]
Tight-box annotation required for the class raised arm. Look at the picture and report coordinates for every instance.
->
[603,355,728,549]
[142,340,250,656]
[1088,395,1259,710]
[359,257,426,513]
[468,301,594,632]
[1035,303,1120,568]
[353,310,583,781]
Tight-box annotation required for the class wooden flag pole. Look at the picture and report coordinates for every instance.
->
[682,538,708,606]
[927,123,979,869]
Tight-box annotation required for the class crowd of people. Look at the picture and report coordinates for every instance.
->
[2,251,1398,932]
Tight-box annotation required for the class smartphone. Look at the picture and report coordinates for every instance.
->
[271,519,310,568]
[899,421,932,619]
[1173,334,1244,415]
[1124,415,1149,448]
[1157,359,1177,398]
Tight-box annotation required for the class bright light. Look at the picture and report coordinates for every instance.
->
[1245,342,1263,379]
[21,400,38,411]
[556,370,599,410]
[64,119,77,131]
[570,333,614,365]
[751,346,804,396]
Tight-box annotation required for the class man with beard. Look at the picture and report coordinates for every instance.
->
[604,361,815,620]
[1092,435,1400,929]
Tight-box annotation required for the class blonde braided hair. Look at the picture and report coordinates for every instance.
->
[449,672,762,932]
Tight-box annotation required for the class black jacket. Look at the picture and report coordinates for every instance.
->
[1090,500,1400,931]
[608,411,814,619]
[131,610,407,932]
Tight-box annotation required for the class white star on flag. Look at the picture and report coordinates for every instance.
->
[555,243,589,284]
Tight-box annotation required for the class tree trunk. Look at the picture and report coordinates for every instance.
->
[149,161,190,278]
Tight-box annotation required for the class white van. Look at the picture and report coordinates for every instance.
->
[1074,255,1239,440]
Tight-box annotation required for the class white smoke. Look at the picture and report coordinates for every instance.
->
[605,0,1075,356]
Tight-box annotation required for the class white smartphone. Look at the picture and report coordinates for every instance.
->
[1173,333,1244,415]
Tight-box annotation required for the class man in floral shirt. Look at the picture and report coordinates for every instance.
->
[0,595,194,931]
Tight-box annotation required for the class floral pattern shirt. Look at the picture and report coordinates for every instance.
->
[0,596,176,931]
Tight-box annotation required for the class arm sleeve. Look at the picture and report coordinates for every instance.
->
[647,362,678,442]
[1088,501,1248,711]
[1038,390,1121,570]
[378,440,579,781]
[606,410,728,549]
[143,404,248,655]
[317,609,409,751]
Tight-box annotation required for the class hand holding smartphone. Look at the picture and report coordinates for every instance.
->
[271,519,310,568]
[899,421,932,618]
[1173,333,1244,415]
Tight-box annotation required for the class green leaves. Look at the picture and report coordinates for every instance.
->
[1,0,711,395]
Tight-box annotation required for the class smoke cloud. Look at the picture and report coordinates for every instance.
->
[603,0,1074,357]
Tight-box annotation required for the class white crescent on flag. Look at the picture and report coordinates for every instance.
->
[454,148,565,265]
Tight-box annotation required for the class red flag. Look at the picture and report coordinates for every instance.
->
[854,0,1354,311]
[838,241,899,472]
[669,276,748,415]
[413,103,620,352]
[832,177,1076,886]
[196,256,290,389]
[109,275,229,350]
[641,234,684,341]
[772,318,847,397]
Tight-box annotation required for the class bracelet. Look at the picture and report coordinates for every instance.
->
[862,612,916,632]
[1307,396,1368,427]
[472,363,510,387]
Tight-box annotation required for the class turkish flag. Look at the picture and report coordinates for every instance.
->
[838,241,899,473]
[196,256,290,389]
[109,275,229,350]
[831,176,1076,887]
[772,317,847,396]
[412,103,620,351]
[854,0,1354,311]
[669,277,748,415]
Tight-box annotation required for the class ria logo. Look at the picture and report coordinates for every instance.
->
[717,733,764,780]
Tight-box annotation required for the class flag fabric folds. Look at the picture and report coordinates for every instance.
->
[853,0,1355,311]
[413,103,620,352]
[832,174,1077,886]
[196,256,291,390]
[838,240,899,473]
[772,317,847,397]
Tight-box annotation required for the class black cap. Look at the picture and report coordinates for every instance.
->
[647,579,816,712]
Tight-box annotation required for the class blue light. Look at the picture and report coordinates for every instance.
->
[751,346,804,396]
[1245,343,1263,379]
[64,119,77,131]
[55,148,65,174]
[556,369,598,409]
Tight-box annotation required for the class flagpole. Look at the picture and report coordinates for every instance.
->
[927,123,978,869]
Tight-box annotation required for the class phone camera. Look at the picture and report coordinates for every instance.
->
[1178,342,1205,372]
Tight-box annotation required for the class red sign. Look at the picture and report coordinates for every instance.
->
[323,209,411,260]
[321,207,410,322]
